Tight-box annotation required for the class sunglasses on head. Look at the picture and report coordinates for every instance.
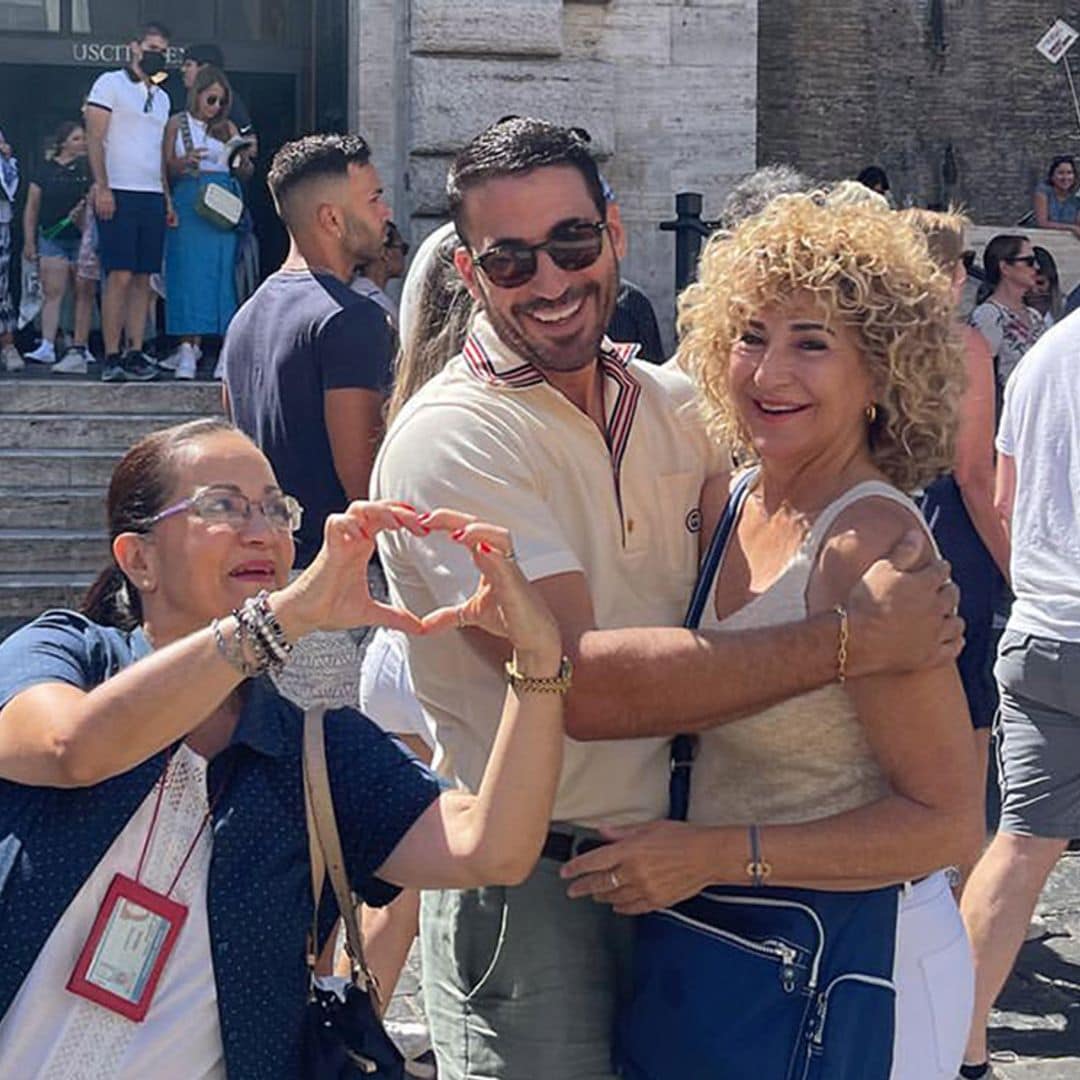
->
[471,221,607,289]
[1006,255,1038,267]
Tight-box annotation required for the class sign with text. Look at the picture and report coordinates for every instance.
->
[1036,20,1079,64]
[70,43,185,66]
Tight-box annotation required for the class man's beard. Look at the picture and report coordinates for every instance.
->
[343,217,384,270]
[477,270,618,376]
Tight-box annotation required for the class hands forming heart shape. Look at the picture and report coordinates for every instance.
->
[279,500,561,662]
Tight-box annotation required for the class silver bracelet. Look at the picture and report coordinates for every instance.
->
[212,616,259,677]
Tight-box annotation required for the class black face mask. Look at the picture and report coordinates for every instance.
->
[138,51,167,78]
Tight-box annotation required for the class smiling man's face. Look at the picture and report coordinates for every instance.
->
[454,164,625,374]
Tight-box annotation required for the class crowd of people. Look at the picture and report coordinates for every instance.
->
[0,64,1078,1080]
[0,21,261,380]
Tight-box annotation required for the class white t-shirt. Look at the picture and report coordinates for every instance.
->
[373,312,723,826]
[0,745,225,1079]
[174,114,230,174]
[87,69,170,193]
[996,312,1080,642]
[359,627,433,747]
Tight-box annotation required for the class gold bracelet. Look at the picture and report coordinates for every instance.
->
[504,655,573,695]
[833,604,849,685]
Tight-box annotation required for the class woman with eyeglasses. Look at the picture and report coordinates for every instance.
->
[969,234,1044,417]
[162,65,253,380]
[0,417,568,1078]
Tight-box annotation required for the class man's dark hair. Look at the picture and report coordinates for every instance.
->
[184,42,225,67]
[267,133,372,223]
[856,164,890,193]
[446,117,606,244]
[137,19,171,42]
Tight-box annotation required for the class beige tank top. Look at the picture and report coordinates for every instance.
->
[688,473,933,827]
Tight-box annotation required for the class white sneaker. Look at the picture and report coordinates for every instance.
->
[160,342,202,372]
[24,340,57,364]
[174,342,198,380]
[213,354,225,380]
[53,346,89,375]
[1,344,24,372]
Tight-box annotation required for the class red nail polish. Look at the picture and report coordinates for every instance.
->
[359,527,370,540]
[417,512,432,524]
[451,528,466,540]
[397,502,417,512]
[419,525,431,535]
[479,541,493,554]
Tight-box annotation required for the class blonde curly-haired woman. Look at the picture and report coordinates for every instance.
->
[565,194,981,1079]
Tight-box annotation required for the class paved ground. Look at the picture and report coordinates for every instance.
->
[990,853,1080,1078]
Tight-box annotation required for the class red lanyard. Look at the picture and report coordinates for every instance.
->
[134,750,224,899]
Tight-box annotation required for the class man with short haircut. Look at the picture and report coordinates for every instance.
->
[959,312,1080,1080]
[373,117,962,1079]
[85,20,173,382]
[222,135,393,704]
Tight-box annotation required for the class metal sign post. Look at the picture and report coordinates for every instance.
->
[1037,19,1080,133]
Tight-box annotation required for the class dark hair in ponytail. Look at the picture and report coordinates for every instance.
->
[81,417,239,629]
[982,233,1027,289]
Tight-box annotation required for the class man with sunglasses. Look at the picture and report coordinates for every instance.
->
[373,117,964,1080]
[85,20,174,383]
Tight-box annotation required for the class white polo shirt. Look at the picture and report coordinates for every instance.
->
[372,312,720,826]
[87,69,170,193]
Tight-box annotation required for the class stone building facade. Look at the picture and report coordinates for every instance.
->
[758,0,1080,222]
[350,0,758,349]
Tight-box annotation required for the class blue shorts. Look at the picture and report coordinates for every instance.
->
[37,228,81,262]
[97,190,166,274]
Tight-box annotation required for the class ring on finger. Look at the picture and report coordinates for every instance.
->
[609,870,620,890]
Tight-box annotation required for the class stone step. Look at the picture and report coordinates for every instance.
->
[0,449,120,489]
[0,413,211,451]
[0,380,223,416]
[0,488,107,529]
[0,572,95,622]
[0,529,109,574]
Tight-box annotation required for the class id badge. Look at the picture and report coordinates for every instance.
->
[67,873,188,1022]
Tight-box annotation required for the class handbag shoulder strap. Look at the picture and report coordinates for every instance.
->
[302,708,379,1001]
[668,469,755,822]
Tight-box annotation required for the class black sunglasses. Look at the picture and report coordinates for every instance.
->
[1006,255,1038,267]
[143,87,155,113]
[472,221,607,289]
[206,94,223,106]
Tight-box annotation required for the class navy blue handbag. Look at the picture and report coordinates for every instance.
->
[613,474,901,1080]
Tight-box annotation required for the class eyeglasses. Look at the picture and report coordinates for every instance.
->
[1005,255,1038,267]
[144,485,303,533]
[471,221,608,289]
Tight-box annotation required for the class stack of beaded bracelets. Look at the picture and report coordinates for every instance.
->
[212,590,294,677]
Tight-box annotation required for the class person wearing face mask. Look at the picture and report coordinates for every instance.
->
[162,66,252,380]
[85,19,174,383]
[222,134,395,707]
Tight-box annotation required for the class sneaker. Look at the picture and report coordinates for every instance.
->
[213,353,226,380]
[53,346,90,375]
[160,342,202,372]
[174,342,198,380]
[1,343,25,372]
[101,353,126,382]
[24,340,57,364]
[121,349,159,382]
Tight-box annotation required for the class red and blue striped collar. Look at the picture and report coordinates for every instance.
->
[462,313,644,477]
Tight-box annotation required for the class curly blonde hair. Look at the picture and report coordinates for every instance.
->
[677,194,964,492]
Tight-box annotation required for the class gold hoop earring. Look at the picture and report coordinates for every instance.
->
[865,403,877,423]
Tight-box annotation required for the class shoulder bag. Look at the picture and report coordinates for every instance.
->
[178,112,244,231]
[613,472,902,1080]
[301,708,405,1079]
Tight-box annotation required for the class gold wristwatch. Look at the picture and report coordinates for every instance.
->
[504,655,574,695]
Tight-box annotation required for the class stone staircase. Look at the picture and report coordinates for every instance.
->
[0,379,222,635]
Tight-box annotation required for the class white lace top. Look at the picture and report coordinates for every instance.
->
[0,744,225,1079]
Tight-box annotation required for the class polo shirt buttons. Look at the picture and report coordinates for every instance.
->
[626,518,635,533]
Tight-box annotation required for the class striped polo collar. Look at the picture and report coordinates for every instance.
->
[463,311,644,477]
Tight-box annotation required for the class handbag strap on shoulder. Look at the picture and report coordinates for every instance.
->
[302,708,379,1001]
[669,470,755,822]
[177,111,198,174]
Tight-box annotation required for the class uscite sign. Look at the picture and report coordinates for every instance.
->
[71,43,184,65]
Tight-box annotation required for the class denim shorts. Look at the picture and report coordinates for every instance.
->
[995,627,1080,838]
[37,228,81,262]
